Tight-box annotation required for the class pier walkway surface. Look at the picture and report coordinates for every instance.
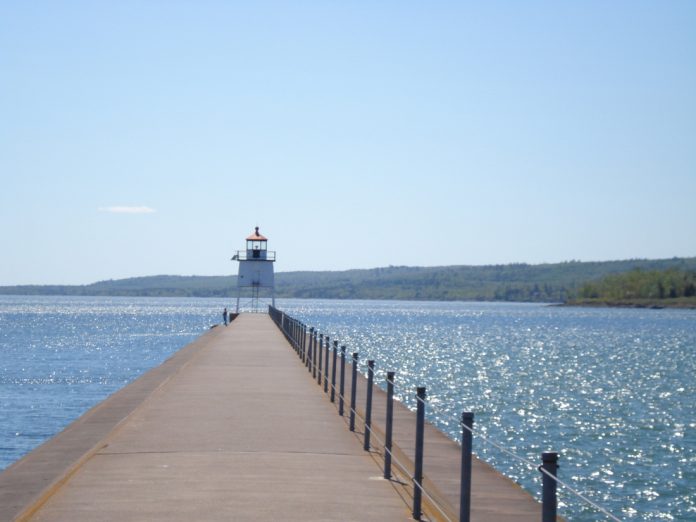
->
[1,313,542,521]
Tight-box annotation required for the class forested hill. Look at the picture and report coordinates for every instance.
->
[2,257,696,302]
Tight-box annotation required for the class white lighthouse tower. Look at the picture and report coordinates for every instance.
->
[233,227,276,313]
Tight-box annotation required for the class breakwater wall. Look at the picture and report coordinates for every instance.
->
[270,305,622,522]
[269,306,553,521]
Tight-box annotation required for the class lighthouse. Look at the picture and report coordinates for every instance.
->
[232,227,276,313]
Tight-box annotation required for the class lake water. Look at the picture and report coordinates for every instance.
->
[1,296,694,520]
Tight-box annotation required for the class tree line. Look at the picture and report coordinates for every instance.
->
[2,257,696,304]
[578,268,696,301]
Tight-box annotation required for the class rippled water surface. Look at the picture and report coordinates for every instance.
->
[0,296,217,470]
[1,296,694,520]
[281,299,696,521]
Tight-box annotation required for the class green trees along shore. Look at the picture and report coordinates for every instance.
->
[1,257,696,308]
[570,268,696,308]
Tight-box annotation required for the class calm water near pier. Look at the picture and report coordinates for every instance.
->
[1,296,693,520]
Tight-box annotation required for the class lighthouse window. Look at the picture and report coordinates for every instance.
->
[247,240,265,250]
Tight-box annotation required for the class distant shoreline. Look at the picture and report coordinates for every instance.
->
[560,298,696,310]
[2,292,695,310]
[2,257,696,306]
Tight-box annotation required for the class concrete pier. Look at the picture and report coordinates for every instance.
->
[1,313,544,521]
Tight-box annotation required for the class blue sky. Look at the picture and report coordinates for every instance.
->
[1,1,694,285]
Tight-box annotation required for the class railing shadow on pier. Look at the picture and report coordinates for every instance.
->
[269,306,622,522]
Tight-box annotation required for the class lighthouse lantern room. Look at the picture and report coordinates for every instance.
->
[233,227,276,312]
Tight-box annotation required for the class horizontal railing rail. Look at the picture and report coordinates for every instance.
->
[232,250,276,261]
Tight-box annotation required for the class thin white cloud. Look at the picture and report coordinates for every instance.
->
[98,206,156,214]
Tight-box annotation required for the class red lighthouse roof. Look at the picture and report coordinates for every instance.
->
[246,227,267,241]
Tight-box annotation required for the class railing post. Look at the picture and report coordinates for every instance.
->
[350,352,359,431]
[301,324,306,361]
[541,452,558,522]
[310,330,315,376]
[339,346,346,416]
[460,412,474,522]
[299,323,303,355]
[317,334,323,385]
[331,340,338,402]
[363,360,375,451]
[324,336,330,393]
[384,371,395,479]
[313,331,318,376]
[303,324,307,361]
[306,328,311,369]
[413,386,426,520]
[307,328,314,370]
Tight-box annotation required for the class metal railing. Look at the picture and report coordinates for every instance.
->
[232,250,276,261]
[268,306,621,522]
